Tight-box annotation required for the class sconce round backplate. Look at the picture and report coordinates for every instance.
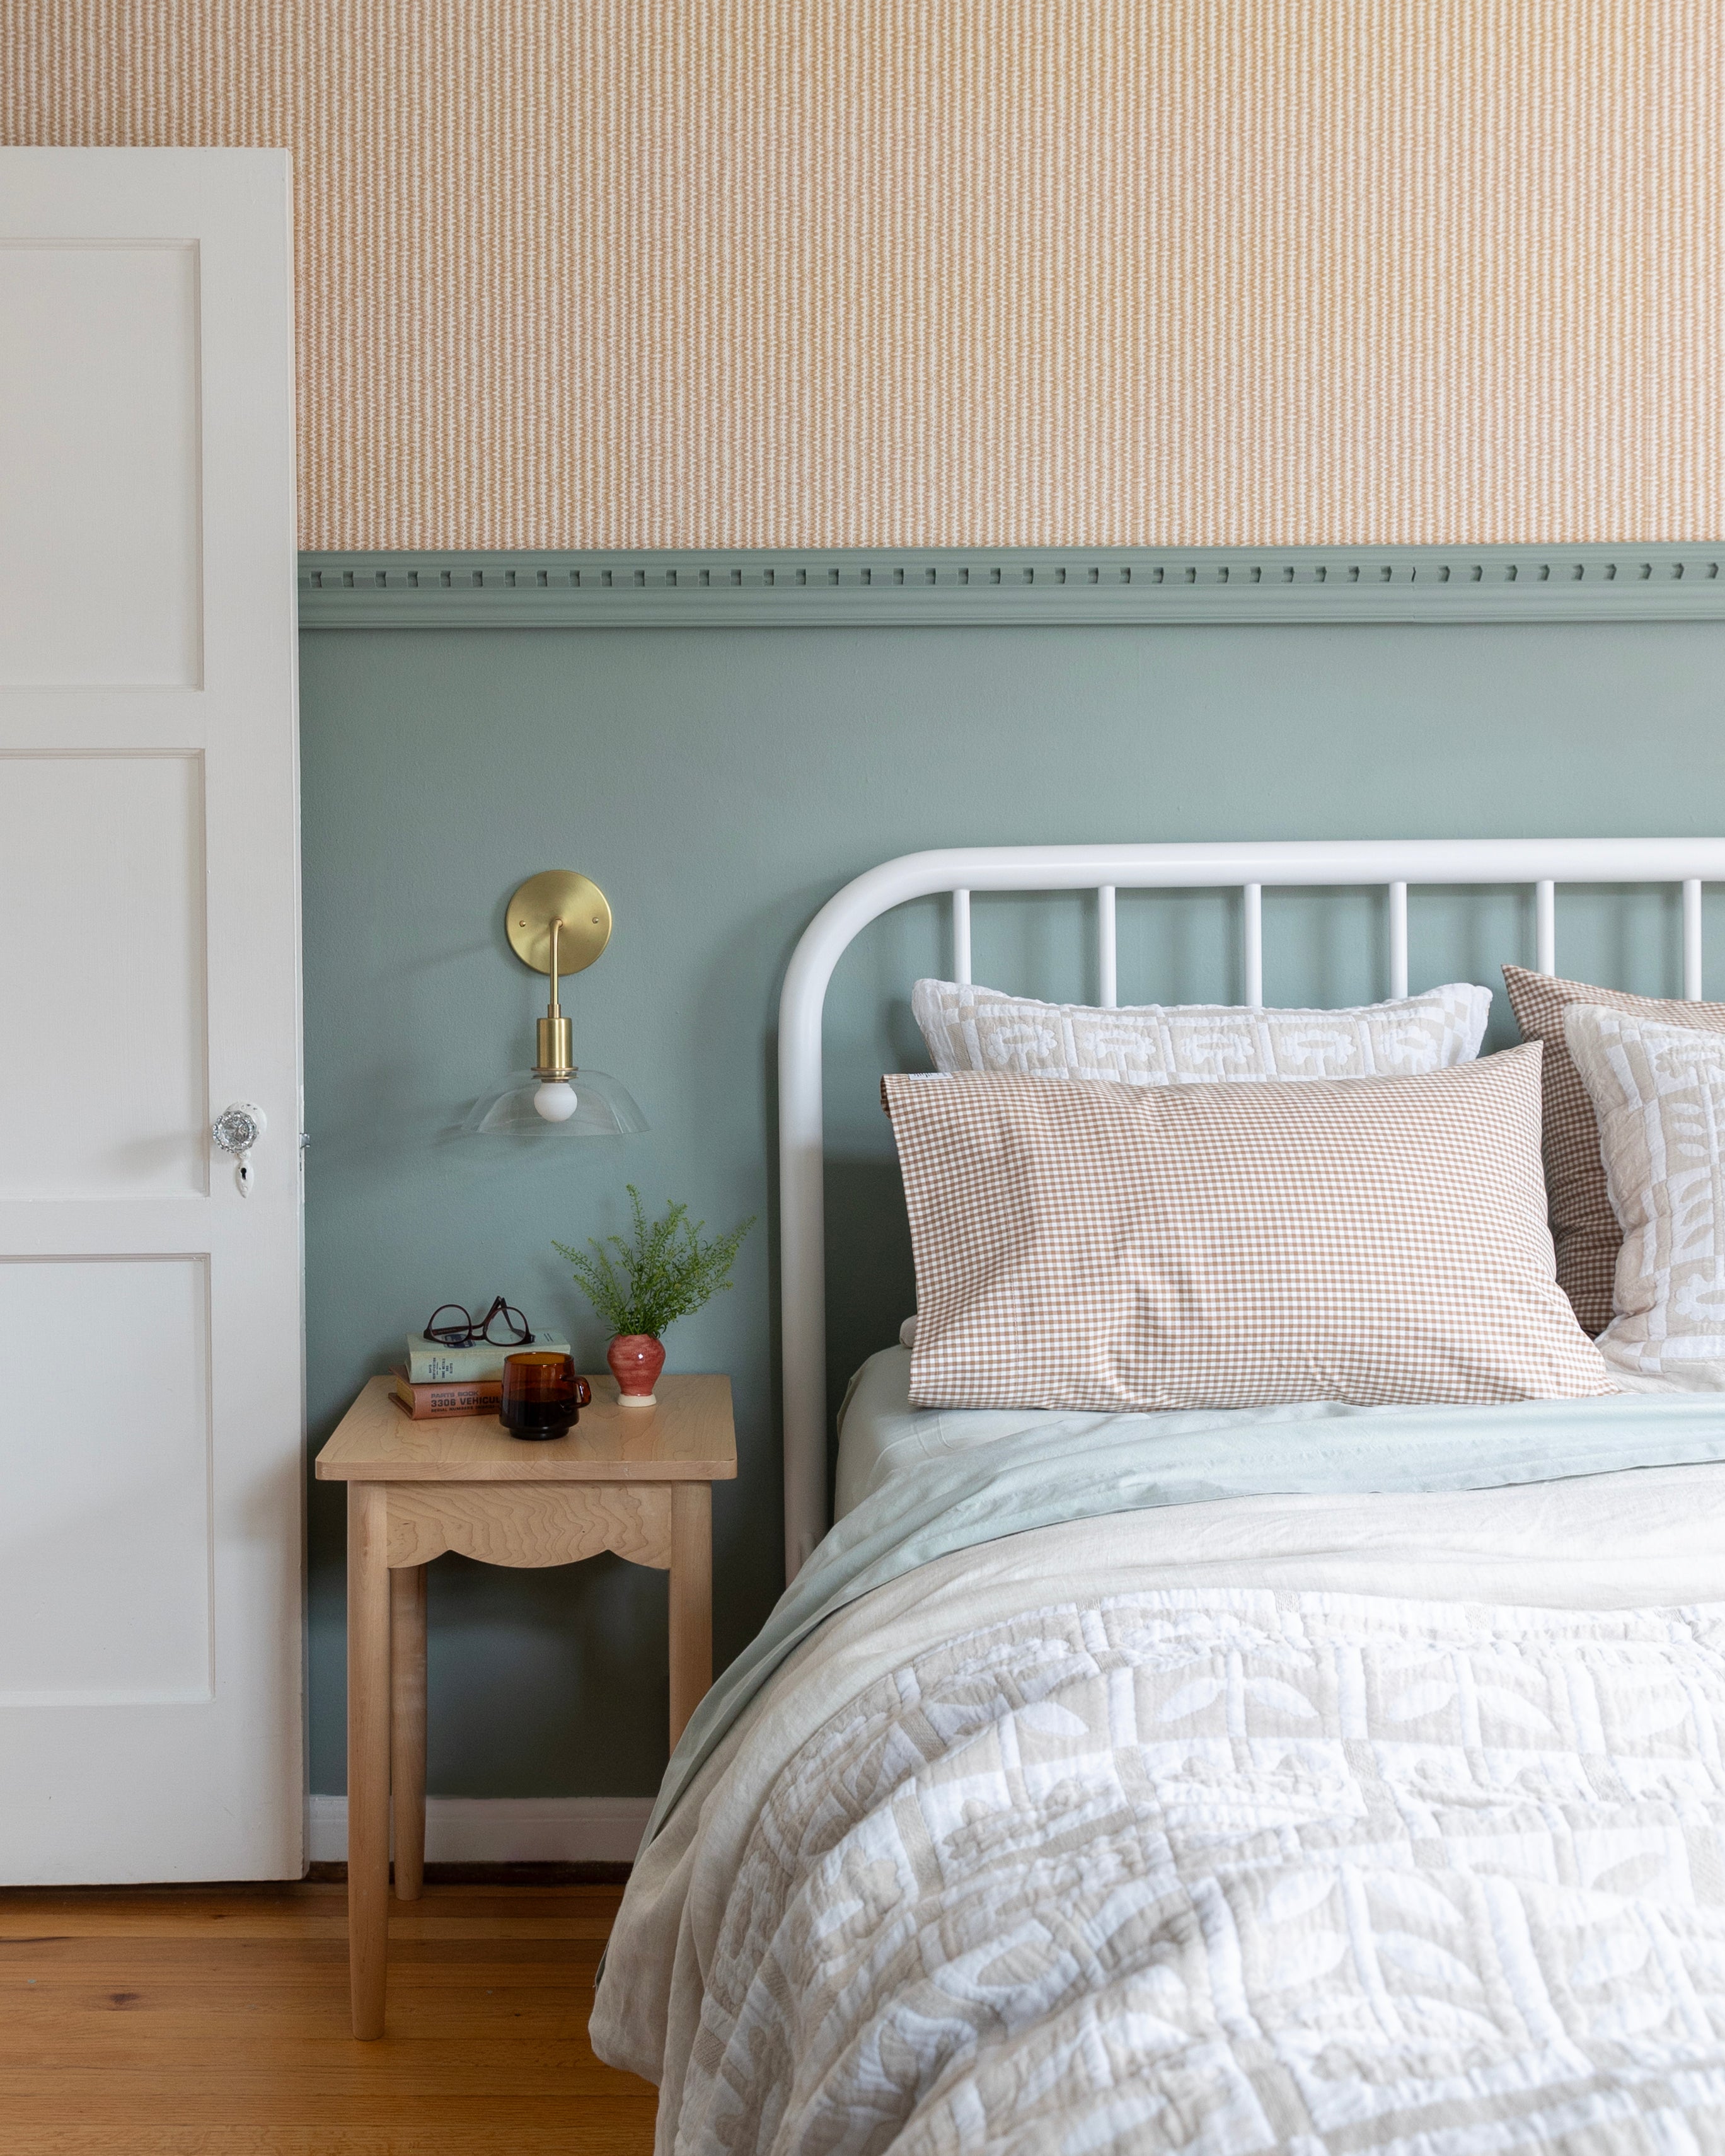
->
[505,872,613,976]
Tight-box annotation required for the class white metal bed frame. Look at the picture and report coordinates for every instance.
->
[777,839,1725,1575]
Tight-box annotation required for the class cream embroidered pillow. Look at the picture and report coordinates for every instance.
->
[912,979,1491,1084]
[884,1048,1613,1414]
[1502,965,1725,1337]
[1563,1004,1725,1389]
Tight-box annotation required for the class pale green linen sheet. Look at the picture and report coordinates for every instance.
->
[645,1369,1725,1846]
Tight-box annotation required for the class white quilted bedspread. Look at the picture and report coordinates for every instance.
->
[667,1590,1725,2155]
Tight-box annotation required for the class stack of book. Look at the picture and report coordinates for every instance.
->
[391,1328,572,1419]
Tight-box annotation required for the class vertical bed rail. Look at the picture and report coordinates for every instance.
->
[1388,883,1409,999]
[1242,884,1264,1005]
[777,840,1725,1579]
[1686,879,1705,1000]
[950,889,971,984]
[1097,887,1117,1007]
[1536,881,1557,975]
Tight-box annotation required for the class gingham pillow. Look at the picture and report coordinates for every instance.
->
[913,978,1491,1083]
[1503,966,1725,1336]
[1564,1005,1725,1390]
[884,1047,1614,1413]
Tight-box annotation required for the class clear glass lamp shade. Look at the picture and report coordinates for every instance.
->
[464,1068,649,1137]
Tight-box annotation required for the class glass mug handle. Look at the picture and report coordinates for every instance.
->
[574,1376,592,1407]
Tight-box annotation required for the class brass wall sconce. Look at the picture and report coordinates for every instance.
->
[465,871,648,1137]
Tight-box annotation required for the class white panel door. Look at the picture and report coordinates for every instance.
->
[0,149,303,1881]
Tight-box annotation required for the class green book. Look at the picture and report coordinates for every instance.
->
[405,1333,572,1385]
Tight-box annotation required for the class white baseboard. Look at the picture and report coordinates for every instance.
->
[306,1794,652,1865]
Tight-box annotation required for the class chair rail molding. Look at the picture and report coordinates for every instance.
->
[298,544,1725,629]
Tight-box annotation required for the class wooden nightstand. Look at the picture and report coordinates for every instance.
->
[314,1371,736,2039]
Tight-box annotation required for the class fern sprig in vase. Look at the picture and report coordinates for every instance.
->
[555,1186,753,1405]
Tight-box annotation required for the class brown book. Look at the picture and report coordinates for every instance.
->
[389,1366,502,1420]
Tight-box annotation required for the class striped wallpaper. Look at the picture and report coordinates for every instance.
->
[5,2,1720,552]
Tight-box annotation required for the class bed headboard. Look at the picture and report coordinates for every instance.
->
[776,839,1725,1576]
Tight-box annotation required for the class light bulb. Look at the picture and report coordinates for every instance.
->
[533,1080,579,1122]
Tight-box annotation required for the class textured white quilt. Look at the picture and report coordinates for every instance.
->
[594,1474,1725,2155]
[644,1588,1725,2153]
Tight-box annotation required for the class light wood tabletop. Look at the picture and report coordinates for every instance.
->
[315,1370,735,2040]
[314,1371,737,1481]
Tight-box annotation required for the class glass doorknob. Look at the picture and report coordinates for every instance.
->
[212,1102,267,1193]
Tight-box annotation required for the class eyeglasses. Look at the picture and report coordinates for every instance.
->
[424,1296,533,1347]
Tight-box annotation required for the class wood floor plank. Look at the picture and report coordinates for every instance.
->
[0,2049,635,2090]
[0,1940,608,1978]
[0,1884,655,2153]
[0,1985,610,2038]
[0,2113,656,2155]
[1,1906,614,1940]
[0,2095,656,2127]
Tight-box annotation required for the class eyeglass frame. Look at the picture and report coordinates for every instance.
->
[423,1296,533,1347]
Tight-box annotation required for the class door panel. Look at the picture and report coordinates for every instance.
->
[0,754,206,1198]
[0,149,303,1882]
[0,241,202,688]
[0,1257,210,1705]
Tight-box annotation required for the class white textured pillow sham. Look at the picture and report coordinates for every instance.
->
[1564,1003,1725,1388]
[885,1048,1613,1413]
[912,977,1491,1083]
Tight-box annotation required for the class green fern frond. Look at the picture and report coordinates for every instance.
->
[554,1185,754,1340]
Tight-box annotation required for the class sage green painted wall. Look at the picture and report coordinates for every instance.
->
[300,617,1725,1797]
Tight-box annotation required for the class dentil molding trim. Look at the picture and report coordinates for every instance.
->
[299,545,1725,628]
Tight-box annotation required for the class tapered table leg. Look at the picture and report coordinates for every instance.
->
[347,1482,391,2039]
[668,1482,712,1748]
[391,1564,427,1901]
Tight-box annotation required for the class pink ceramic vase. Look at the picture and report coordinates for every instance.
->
[608,1333,666,1404]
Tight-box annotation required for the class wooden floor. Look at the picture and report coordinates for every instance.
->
[0,1881,655,2155]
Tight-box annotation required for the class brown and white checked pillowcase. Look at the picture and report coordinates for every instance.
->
[884,1048,1615,1414]
[1503,966,1725,1338]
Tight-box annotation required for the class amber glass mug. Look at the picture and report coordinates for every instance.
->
[500,1352,590,1441]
